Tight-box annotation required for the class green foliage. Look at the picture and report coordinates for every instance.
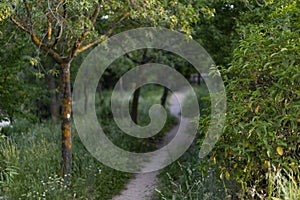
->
[0,21,55,122]
[198,1,300,198]
[195,0,246,66]
[1,86,177,198]
[154,85,230,199]
[1,115,131,199]
[0,22,57,122]
[181,84,210,118]
[3,0,300,198]
[0,133,18,192]
[0,23,32,120]
[128,0,201,36]
[267,166,300,200]
[97,85,177,153]
[0,1,15,23]
[155,143,229,200]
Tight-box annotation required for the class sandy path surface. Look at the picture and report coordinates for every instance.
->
[112,89,188,200]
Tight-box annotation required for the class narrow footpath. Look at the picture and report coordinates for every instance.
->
[112,89,188,200]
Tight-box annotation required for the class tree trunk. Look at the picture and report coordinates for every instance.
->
[61,62,72,185]
[129,49,148,124]
[197,73,201,85]
[97,82,102,98]
[161,86,169,108]
[131,87,140,124]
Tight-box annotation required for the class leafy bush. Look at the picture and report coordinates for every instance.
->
[199,1,300,198]
[181,84,210,118]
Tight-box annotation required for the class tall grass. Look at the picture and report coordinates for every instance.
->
[154,142,230,200]
[0,85,177,199]
[266,166,300,200]
[0,133,18,193]
[1,120,131,199]
[154,84,231,199]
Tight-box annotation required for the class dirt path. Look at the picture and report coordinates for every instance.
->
[112,89,188,200]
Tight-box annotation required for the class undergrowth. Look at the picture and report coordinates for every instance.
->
[0,85,177,199]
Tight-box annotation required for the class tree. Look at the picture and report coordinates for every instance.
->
[193,0,246,66]
[4,0,204,184]
[124,48,197,124]
[5,0,129,184]
[126,49,151,124]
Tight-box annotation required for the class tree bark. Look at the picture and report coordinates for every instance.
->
[61,62,72,185]
[161,86,169,108]
[129,49,148,124]
[131,88,140,124]
[97,82,102,98]
[197,73,201,85]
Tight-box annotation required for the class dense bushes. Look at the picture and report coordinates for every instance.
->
[156,2,300,199]
[0,22,55,122]
[202,1,300,198]
[181,84,210,118]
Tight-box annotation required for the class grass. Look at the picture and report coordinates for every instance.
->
[0,84,177,199]
[154,141,230,200]
[1,120,131,199]
[265,166,300,200]
[155,84,300,200]
[245,165,300,199]
[154,84,231,200]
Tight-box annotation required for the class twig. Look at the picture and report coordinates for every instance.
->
[77,11,130,54]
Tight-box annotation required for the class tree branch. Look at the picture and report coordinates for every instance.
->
[52,24,63,48]
[76,11,130,54]
[10,17,30,33]
[10,17,64,64]
[46,13,52,42]
[51,0,66,48]
[23,0,33,28]
[125,53,141,64]
[31,34,64,63]
[70,0,102,55]
[69,31,89,58]
[91,1,101,24]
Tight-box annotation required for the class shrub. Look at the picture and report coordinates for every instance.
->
[181,84,210,118]
[199,1,300,198]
